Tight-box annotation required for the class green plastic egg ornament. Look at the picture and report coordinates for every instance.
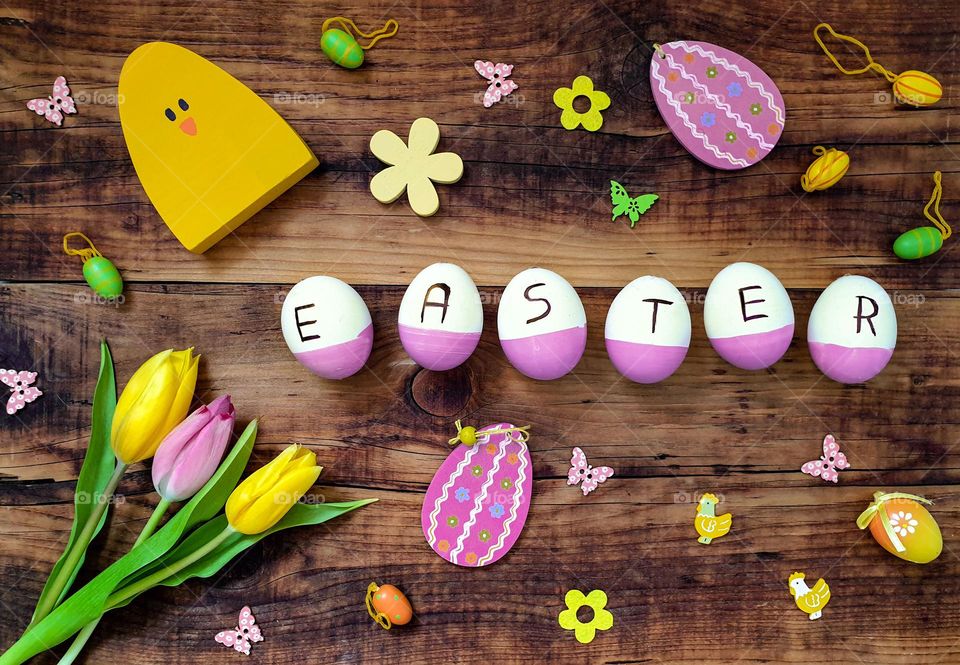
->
[83,256,124,298]
[321,28,364,69]
[894,226,943,260]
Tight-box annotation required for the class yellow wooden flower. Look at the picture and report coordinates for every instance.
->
[369,117,464,217]
[553,76,611,132]
[558,589,613,643]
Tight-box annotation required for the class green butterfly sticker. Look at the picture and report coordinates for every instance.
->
[610,180,658,228]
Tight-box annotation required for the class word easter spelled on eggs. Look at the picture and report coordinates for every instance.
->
[118,42,317,253]
[497,268,588,381]
[704,262,795,371]
[281,276,373,380]
[279,264,896,384]
[398,263,483,371]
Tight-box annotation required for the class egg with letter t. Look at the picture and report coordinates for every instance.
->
[280,276,373,380]
[605,276,691,383]
[807,275,896,384]
[498,268,586,380]
[703,262,794,370]
[398,262,483,371]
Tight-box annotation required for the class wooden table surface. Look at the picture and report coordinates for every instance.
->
[2,0,959,662]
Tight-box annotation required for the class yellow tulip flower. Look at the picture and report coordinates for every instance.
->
[111,348,200,464]
[226,444,322,534]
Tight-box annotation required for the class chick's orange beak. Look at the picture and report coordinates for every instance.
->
[179,116,197,136]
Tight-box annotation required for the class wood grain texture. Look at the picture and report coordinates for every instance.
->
[1,0,959,663]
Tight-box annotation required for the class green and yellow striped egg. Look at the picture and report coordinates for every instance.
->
[321,28,364,69]
[893,226,943,260]
[892,70,942,107]
[82,256,123,298]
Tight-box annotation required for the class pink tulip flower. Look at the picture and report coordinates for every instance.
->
[152,395,235,502]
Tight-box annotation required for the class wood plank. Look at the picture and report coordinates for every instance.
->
[1,1,958,286]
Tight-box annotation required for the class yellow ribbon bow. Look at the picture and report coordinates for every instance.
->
[448,420,530,447]
[856,491,933,553]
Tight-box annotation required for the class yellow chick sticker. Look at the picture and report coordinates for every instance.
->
[694,492,732,544]
[118,42,318,253]
[788,572,831,620]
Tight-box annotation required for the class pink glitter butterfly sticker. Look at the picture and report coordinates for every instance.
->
[801,434,850,483]
[214,606,263,656]
[1,369,42,416]
[567,447,614,496]
[26,76,77,127]
[474,60,518,108]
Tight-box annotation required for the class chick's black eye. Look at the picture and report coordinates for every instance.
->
[164,108,176,121]
[178,98,189,111]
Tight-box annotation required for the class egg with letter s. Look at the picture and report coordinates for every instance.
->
[703,262,794,370]
[280,275,373,380]
[807,275,896,384]
[398,263,483,371]
[497,268,586,380]
[605,276,691,383]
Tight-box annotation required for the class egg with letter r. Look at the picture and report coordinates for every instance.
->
[280,275,373,379]
[807,275,896,384]
[703,262,794,370]
[398,262,483,371]
[497,268,586,380]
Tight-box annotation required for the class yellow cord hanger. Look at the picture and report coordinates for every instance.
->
[813,23,942,106]
[320,17,398,69]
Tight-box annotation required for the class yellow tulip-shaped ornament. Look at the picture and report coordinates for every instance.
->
[857,491,942,564]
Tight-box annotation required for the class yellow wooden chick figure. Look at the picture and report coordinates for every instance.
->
[694,493,732,544]
[788,572,831,620]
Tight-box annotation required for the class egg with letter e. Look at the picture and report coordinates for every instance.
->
[807,275,896,384]
[497,268,586,380]
[398,263,483,371]
[605,276,691,383]
[280,276,373,380]
[703,262,794,370]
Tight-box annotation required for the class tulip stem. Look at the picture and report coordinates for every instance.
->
[30,462,128,626]
[105,526,234,610]
[57,498,173,665]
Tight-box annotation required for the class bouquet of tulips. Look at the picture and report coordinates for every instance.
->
[1,342,373,664]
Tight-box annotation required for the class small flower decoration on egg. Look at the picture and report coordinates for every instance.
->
[726,82,743,97]
[471,465,483,477]
[553,75,611,132]
[500,478,513,490]
[890,511,918,538]
[725,132,737,143]
[558,589,613,644]
[479,529,491,542]
[455,486,470,503]
[369,117,464,217]
[750,103,763,115]
[489,502,505,518]
[681,91,695,104]
[700,112,716,128]
[447,515,458,527]
[706,66,718,78]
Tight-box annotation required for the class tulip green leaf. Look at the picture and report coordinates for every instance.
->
[0,421,258,665]
[111,498,377,605]
[31,340,117,621]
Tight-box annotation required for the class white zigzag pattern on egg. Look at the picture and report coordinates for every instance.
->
[677,42,785,125]
[651,60,749,168]
[426,442,481,546]
[477,442,529,566]
[450,438,508,564]
[663,52,774,150]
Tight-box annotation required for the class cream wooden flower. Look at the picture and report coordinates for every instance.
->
[369,117,463,217]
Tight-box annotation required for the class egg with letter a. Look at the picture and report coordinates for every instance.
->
[398,263,483,371]
[703,262,794,370]
[605,276,691,383]
[807,275,896,384]
[280,275,373,380]
[497,268,586,380]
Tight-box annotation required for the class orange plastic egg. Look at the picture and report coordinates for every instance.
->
[366,583,413,629]
[859,492,942,564]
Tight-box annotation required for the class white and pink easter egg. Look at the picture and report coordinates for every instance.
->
[649,40,786,170]
[497,268,586,380]
[398,262,483,371]
[703,262,794,370]
[280,275,373,380]
[808,275,896,384]
[421,423,533,567]
[605,276,691,383]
